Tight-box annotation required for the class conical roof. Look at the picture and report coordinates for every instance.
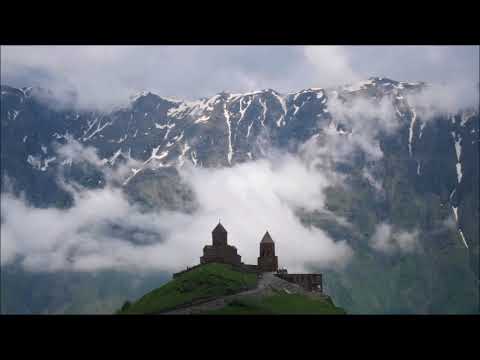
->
[261,231,274,243]
[212,222,227,234]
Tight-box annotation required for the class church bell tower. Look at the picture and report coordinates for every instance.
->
[212,222,228,246]
[257,231,278,272]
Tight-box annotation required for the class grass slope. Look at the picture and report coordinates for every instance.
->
[206,293,346,315]
[118,263,257,314]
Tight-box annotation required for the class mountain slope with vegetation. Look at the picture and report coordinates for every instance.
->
[118,263,345,315]
[118,263,257,314]
[206,293,346,315]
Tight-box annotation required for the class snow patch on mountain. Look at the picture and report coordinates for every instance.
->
[456,163,463,184]
[155,122,174,130]
[27,155,42,170]
[83,117,113,142]
[194,115,210,124]
[271,91,287,127]
[451,131,463,183]
[460,111,475,126]
[459,229,468,248]
[452,206,458,223]
[419,122,426,139]
[191,150,198,167]
[41,157,56,171]
[224,104,234,165]
[237,96,252,125]
[259,98,268,128]
[408,108,417,156]
[116,134,128,143]
[107,149,123,165]
[27,154,56,171]
[343,79,374,92]
[178,142,191,167]
[247,120,254,138]
[167,95,220,120]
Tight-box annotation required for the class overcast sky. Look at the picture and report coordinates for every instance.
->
[1,45,479,109]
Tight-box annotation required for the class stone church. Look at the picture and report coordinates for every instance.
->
[200,222,279,273]
[200,223,242,266]
[183,222,323,292]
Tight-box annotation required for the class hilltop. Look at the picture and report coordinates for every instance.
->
[118,263,345,315]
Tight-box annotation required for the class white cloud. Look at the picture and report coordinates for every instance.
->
[178,156,352,271]
[327,95,401,160]
[362,168,383,193]
[1,46,312,110]
[304,46,360,88]
[406,82,480,121]
[370,223,419,254]
[54,137,144,187]
[1,141,353,273]
[2,45,477,111]
[298,94,402,169]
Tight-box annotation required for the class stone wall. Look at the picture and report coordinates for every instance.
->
[200,244,241,266]
[258,255,278,272]
[241,263,261,273]
[258,242,278,272]
[276,273,323,292]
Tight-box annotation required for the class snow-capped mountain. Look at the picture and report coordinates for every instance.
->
[0,78,437,173]
[1,77,478,314]
[2,77,477,205]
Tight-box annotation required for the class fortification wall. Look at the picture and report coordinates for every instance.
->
[276,273,323,292]
[172,262,260,279]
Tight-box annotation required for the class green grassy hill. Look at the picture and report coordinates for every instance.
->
[117,263,345,315]
[207,293,346,314]
[118,263,257,314]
